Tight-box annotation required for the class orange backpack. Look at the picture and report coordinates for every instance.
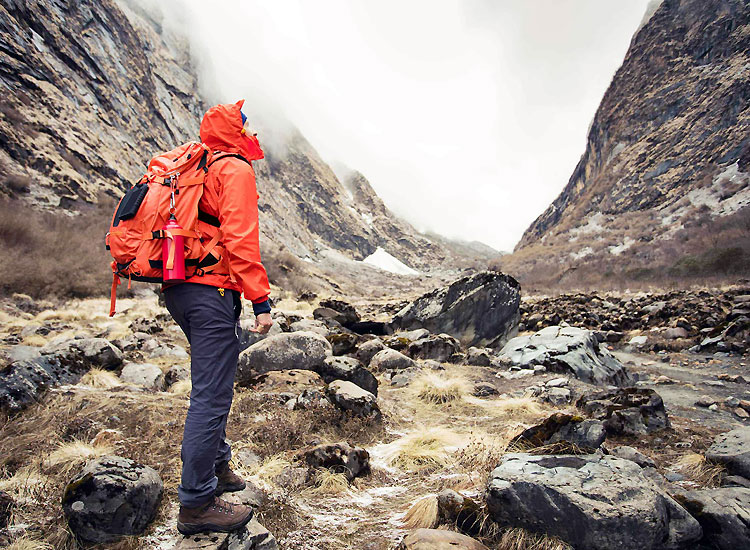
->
[105,142,242,316]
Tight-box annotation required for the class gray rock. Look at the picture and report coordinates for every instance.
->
[239,319,285,352]
[546,386,572,406]
[466,346,492,366]
[577,387,670,435]
[44,337,123,370]
[295,442,369,481]
[500,326,633,386]
[393,328,430,342]
[165,364,190,387]
[546,376,569,388]
[392,271,521,348]
[288,388,331,410]
[399,528,489,550]
[356,338,387,366]
[326,331,361,356]
[473,382,499,397]
[314,356,378,396]
[486,453,702,550]
[706,427,750,479]
[610,446,656,468]
[369,348,417,371]
[62,456,163,543]
[175,518,278,550]
[509,413,606,451]
[679,488,750,550]
[237,331,332,384]
[326,380,380,418]
[1,345,41,363]
[119,363,165,390]
[663,327,689,339]
[407,333,461,362]
[289,319,329,336]
[317,298,360,326]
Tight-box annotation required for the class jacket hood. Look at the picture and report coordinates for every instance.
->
[200,99,264,161]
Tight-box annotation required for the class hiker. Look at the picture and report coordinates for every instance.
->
[165,101,273,535]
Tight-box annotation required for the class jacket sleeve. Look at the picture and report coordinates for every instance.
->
[216,158,271,304]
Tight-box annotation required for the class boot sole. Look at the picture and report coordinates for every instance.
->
[177,509,253,536]
[215,480,246,496]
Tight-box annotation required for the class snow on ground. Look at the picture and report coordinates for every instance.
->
[569,212,607,241]
[361,247,419,276]
[569,246,594,261]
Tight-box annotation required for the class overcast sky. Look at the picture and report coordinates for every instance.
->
[161,0,654,251]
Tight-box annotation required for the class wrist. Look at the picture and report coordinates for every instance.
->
[252,299,271,316]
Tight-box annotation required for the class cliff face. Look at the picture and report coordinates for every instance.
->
[510,0,750,285]
[0,0,487,279]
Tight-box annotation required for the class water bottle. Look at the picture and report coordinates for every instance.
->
[162,215,185,282]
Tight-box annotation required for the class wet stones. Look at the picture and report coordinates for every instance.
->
[62,456,163,544]
[705,427,750,479]
[499,326,633,386]
[237,331,332,383]
[486,453,701,550]
[392,271,521,348]
[577,387,670,435]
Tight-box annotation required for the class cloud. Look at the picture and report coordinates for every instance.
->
[149,0,652,251]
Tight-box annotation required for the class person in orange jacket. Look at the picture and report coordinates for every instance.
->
[165,100,273,535]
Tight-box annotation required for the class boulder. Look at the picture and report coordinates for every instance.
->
[237,331,332,384]
[326,380,380,418]
[706,427,750,478]
[326,331,361,356]
[289,319,329,336]
[436,489,481,534]
[318,298,360,326]
[62,456,163,543]
[399,529,489,550]
[253,370,325,393]
[486,453,701,550]
[610,445,656,468]
[465,346,492,366]
[369,348,417,371]
[546,387,572,406]
[175,518,278,550]
[165,364,190,387]
[287,388,332,410]
[499,326,633,386]
[356,338,387,366]
[392,271,521,348]
[295,442,369,481]
[407,334,461,362]
[239,319,285,352]
[314,356,378,396]
[43,337,123,370]
[473,382,499,397]
[577,387,670,435]
[509,413,606,452]
[678,488,750,550]
[119,363,165,390]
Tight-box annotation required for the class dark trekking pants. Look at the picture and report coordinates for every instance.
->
[163,283,242,508]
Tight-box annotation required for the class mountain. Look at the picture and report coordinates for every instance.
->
[0,0,492,298]
[506,0,750,288]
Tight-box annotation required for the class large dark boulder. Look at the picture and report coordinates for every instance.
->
[677,488,750,550]
[705,427,750,479]
[509,413,606,452]
[486,453,701,550]
[62,456,163,543]
[237,331,332,384]
[407,334,461,362]
[500,326,633,386]
[391,271,521,348]
[577,387,670,435]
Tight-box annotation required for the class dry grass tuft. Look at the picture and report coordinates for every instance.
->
[676,452,725,487]
[306,469,350,495]
[454,436,508,474]
[413,372,473,405]
[0,466,53,501]
[496,527,573,550]
[168,379,192,395]
[5,536,54,550]
[46,440,112,474]
[389,428,458,472]
[493,396,543,419]
[252,455,294,482]
[79,368,121,389]
[403,495,439,529]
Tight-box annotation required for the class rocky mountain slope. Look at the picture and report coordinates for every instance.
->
[0,0,491,290]
[505,0,750,287]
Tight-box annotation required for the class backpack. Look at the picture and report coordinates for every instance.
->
[105,141,244,316]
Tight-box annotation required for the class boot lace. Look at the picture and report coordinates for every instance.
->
[209,497,235,515]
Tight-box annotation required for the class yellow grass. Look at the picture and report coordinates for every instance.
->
[21,334,48,347]
[6,537,54,550]
[0,466,53,501]
[46,440,112,474]
[252,455,294,482]
[402,495,439,529]
[493,395,543,418]
[79,368,120,389]
[389,428,459,472]
[306,469,350,495]
[676,452,725,487]
[412,372,473,405]
[497,527,573,550]
[168,379,192,395]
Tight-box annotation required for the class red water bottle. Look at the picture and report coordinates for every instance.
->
[162,215,185,282]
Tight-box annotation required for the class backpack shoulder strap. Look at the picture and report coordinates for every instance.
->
[207,152,251,168]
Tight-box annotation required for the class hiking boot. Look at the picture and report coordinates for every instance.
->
[215,461,246,495]
[177,496,253,535]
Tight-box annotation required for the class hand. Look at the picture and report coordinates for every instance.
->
[250,312,273,334]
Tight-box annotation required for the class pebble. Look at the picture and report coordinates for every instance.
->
[696,395,716,407]
[735,408,750,419]
[709,404,719,411]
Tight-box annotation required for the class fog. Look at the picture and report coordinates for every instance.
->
[156,0,653,251]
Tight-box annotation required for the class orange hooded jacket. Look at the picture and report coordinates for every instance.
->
[184,100,271,307]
